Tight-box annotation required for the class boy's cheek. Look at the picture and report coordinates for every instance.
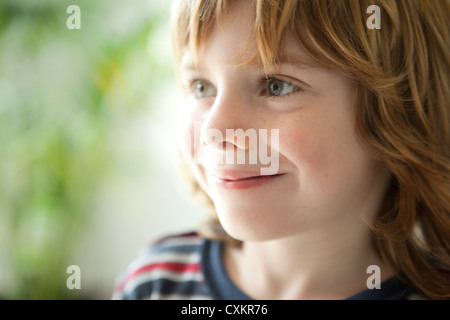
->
[177,119,197,162]
[279,129,324,169]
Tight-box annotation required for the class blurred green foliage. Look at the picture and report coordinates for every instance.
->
[0,0,174,299]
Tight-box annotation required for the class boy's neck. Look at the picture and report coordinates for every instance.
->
[223,223,395,300]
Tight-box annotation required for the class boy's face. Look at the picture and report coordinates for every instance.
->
[178,1,390,241]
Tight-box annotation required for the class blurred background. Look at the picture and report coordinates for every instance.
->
[0,0,207,299]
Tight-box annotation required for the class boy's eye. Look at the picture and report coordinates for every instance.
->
[193,80,215,99]
[266,78,299,97]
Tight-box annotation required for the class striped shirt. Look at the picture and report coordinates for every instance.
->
[112,231,420,300]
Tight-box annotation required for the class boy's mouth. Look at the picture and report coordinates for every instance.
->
[205,169,285,190]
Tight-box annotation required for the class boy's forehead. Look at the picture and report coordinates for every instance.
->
[180,31,322,74]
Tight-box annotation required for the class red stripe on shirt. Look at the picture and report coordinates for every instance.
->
[115,262,201,292]
[136,262,200,274]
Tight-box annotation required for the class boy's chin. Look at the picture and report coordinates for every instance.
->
[216,207,297,243]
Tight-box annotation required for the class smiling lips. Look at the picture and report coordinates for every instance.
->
[206,169,285,190]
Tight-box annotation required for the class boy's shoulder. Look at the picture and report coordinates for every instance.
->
[148,231,204,253]
[113,231,212,300]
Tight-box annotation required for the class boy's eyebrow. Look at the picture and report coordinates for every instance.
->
[179,52,322,74]
[180,59,195,72]
[180,53,207,74]
[277,54,321,71]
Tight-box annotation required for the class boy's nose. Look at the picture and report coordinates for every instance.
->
[200,90,252,151]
